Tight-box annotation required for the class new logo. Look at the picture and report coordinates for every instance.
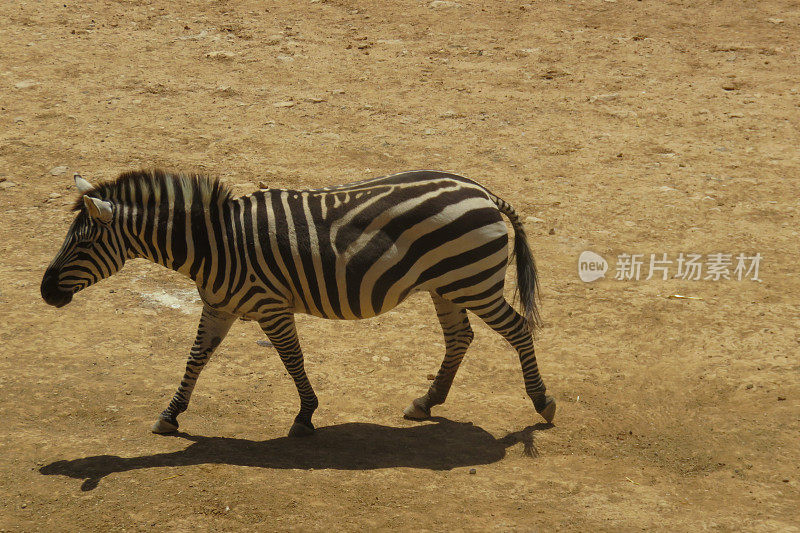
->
[578,251,608,282]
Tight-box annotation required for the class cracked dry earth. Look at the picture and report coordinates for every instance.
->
[1,0,798,531]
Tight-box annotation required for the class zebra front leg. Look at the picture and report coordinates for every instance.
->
[259,313,319,437]
[404,294,474,420]
[151,305,236,434]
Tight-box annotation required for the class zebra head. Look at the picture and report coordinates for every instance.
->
[41,174,126,307]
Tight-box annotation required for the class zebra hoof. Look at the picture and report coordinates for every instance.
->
[535,395,556,424]
[288,421,315,438]
[151,416,179,434]
[403,399,431,420]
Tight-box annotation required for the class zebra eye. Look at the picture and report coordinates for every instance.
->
[75,226,96,246]
[75,236,94,248]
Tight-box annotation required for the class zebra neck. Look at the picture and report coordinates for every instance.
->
[120,198,235,290]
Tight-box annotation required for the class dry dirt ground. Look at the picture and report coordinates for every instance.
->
[1,0,799,531]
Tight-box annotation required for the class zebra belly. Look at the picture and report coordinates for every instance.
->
[291,218,511,320]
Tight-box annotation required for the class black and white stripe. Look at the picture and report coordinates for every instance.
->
[42,169,556,435]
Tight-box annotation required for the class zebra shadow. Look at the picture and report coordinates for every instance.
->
[40,418,550,491]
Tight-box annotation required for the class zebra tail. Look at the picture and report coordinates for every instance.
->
[489,194,542,332]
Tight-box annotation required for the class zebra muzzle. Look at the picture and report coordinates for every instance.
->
[41,271,74,308]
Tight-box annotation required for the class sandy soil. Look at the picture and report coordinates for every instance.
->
[1,0,799,530]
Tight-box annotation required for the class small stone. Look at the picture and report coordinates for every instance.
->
[777,396,786,401]
[20,503,27,509]
[273,101,295,108]
[306,96,325,103]
[429,0,461,7]
[745,383,754,389]
[722,82,740,91]
[14,117,24,123]
[381,356,390,362]
[48,192,62,199]
[205,50,236,60]
[589,93,619,103]
[427,373,436,380]
[423,128,435,135]
[0,181,17,189]
[548,228,556,235]
[178,30,208,41]
[256,339,273,347]
[658,186,677,192]
[469,468,477,474]
[767,18,784,24]
[525,216,545,223]
[50,165,68,176]
[14,80,38,89]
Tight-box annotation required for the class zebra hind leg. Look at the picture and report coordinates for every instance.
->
[404,293,474,420]
[259,313,319,437]
[152,305,237,434]
[470,298,556,424]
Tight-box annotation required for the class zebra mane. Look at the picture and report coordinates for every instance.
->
[71,168,233,212]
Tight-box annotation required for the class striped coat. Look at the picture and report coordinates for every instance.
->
[42,169,555,436]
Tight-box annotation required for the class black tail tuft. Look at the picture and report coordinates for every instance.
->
[484,191,541,332]
[509,222,541,332]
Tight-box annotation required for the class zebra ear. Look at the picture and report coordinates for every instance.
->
[83,195,113,223]
[74,174,93,194]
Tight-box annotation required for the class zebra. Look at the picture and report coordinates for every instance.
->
[41,169,556,437]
